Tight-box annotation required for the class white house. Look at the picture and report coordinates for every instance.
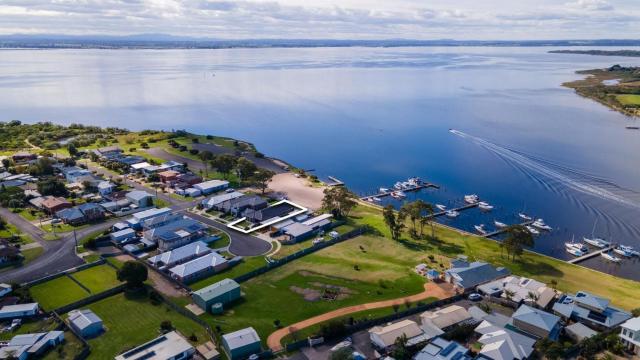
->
[369,319,426,350]
[115,331,195,360]
[0,303,39,320]
[620,317,640,355]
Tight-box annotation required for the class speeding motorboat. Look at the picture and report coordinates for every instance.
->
[531,219,552,231]
[494,220,508,228]
[583,237,610,248]
[445,210,460,218]
[601,251,621,263]
[464,194,479,204]
[519,213,532,221]
[478,202,494,211]
[474,224,487,235]
[526,226,540,235]
[436,204,447,211]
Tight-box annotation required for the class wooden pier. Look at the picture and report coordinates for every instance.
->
[482,220,534,238]
[326,176,344,187]
[361,183,439,201]
[567,246,615,264]
[431,202,478,217]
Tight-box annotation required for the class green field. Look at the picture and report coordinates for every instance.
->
[616,94,640,105]
[0,221,34,244]
[30,276,89,310]
[71,264,122,293]
[80,292,209,360]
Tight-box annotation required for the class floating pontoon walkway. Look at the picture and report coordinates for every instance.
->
[361,183,440,201]
[482,220,534,238]
[567,245,615,264]
[327,176,345,187]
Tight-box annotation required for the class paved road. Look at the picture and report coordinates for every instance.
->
[266,282,455,352]
[183,212,272,256]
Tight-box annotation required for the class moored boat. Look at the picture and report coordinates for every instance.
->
[601,251,621,262]
[583,237,610,248]
[532,219,552,231]
[526,225,540,235]
[436,204,447,211]
[464,194,479,204]
[613,247,633,257]
[445,210,460,218]
[620,245,639,257]
[393,182,403,190]
[474,224,487,235]
[519,213,532,221]
[494,220,508,228]
[565,241,588,253]
[391,191,406,199]
[566,247,584,257]
[372,197,382,202]
[478,202,493,211]
[379,187,390,193]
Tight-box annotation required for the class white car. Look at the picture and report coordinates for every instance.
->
[468,293,483,301]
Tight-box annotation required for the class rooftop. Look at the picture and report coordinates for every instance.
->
[115,331,193,360]
[169,252,227,278]
[446,261,510,289]
[193,279,240,302]
[369,319,424,347]
[149,241,211,267]
[222,327,260,350]
[68,309,102,330]
[512,304,560,333]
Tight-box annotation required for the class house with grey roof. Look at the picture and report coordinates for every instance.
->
[413,337,472,360]
[169,252,228,283]
[127,207,172,229]
[222,327,261,360]
[474,321,536,360]
[477,276,556,309]
[193,179,229,195]
[115,331,194,360]
[0,331,64,360]
[510,304,561,340]
[444,260,510,291]
[192,278,241,313]
[201,191,244,210]
[0,303,39,319]
[144,217,208,251]
[67,309,103,338]
[552,291,631,330]
[218,195,267,216]
[125,190,154,208]
[148,241,211,269]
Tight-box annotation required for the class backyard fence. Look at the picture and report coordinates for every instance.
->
[234,226,368,284]
[53,284,126,314]
[22,259,106,288]
[51,311,92,360]
[155,291,216,342]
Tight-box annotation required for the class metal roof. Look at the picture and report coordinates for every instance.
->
[222,327,260,350]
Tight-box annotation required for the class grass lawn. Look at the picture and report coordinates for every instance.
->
[14,208,43,221]
[30,276,89,310]
[351,204,640,310]
[617,94,640,105]
[0,317,58,340]
[207,232,230,249]
[190,256,268,290]
[41,222,88,234]
[70,264,122,293]
[42,330,86,360]
[200,268,425,344]
[80,292,209,360]
[0,247,44,274]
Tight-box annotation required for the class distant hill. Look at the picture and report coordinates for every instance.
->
[2,35,640,49]
[550,49,640,57]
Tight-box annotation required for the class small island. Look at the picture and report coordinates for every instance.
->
[563,64,640,117]
[550,49,640,57]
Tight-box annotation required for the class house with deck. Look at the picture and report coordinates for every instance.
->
[444,260,510,292]
[552,291,631,330]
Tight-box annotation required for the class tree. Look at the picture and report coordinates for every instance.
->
[503,225,534,261]
[399,201,421,235]
[321,187,357,219]
[37,178,68,197]
[1,159,11,169]
[252,169,275,194]
[526,291,540,306]
[67,143,78,157]
[632,308,640,317]
[198,150,214,177]
[391,334,409,360]
[117,261,148,289]
[236,157,257,182]
[147,173,160,183]
[210,154,237,179]
[160,320,174,332]
[329,347,353,360]
[504,289,516,301]
[383,205,404,240]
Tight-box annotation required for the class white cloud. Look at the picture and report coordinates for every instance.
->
[0,0,636,39]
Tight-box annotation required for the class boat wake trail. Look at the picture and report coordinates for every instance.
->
[449,129,640,210]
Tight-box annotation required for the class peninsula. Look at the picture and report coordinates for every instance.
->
[550,49,640,57]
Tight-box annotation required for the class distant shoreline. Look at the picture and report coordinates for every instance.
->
[550,49,640,57]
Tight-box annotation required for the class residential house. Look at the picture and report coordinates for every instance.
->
[130,162,153,173]
[281,214,333,243]
[0,331,64,360]
[474,320,536,360]
[143,213,186,231]
[510,304,561,340]
[201,191,244,210]
[221,327,261,360]
[114,155,146,167]
[218,195,267,216]
[620,317,640,355]
[100,199,131,213]
[192,279,241,313]
[175,173,202,188]
[92,146,122,159]
[125,190,154,208]
[0,241,20,265]
[181,188,201,197]
[114,331,195,360]
[97,181,115,196]
[0,303,39,319]
[444,260,510,292]
[41,197,71,215]
[243,202,296,224]
[55,207,85,225]
[77,203,105,222]
[0,283,12,297]
[413,337,472,360]
[127,207,172,229]
[67,309,103,338]
[148,241,211,269]
[110,228,136,243]
[420,305,474,338]
[60,167,92,183]
[169,252,228,283]
[369,319,427,351]
[565,322,598,342]
[193,180,229,195]
[477,276,556,309]
[11,152,37,163]
[158,170,180,183]
[144,217,208,250]
[552,291,632,330]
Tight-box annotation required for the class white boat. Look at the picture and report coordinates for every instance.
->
[408,177,422,186]
[379,187,390,193]
[391,191,406,199]
[436,204,447,211]
[393,182,403,190]
[478,202,494,211]
[401,181,412,189]
[494,221,508,228]
[372,197,382,202]
[474,224,487,235]
[613,247,633,257]
[601,251,621,263]
[583,237,610,248]
[620,245,640,257]
[531,219,552,231]
[464,194,479,204]
[526,226,540,235]
[566,247,584,257]
[519,213,532,221]
[565,242,588,253]
[445,210,460,218]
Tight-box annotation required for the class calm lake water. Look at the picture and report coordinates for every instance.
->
[2,47,640,280]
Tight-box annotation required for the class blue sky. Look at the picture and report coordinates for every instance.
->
[0,0,637,39]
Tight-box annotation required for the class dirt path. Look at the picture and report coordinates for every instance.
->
[268,173,325,211]
[266,282,455,351]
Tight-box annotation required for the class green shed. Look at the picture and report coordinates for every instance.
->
[192,278,241,312]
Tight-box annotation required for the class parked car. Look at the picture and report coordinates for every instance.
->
[468,293,482,301]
